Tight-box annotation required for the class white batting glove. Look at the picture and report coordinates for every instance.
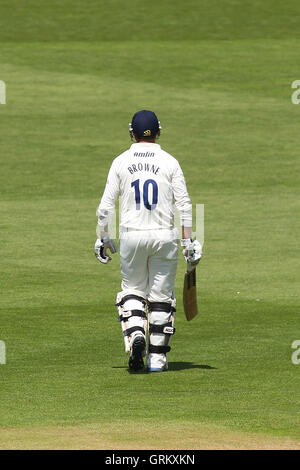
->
[181,238,203,272]
[94,237,117,264]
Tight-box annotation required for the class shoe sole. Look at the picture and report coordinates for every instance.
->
[129,336,145,371]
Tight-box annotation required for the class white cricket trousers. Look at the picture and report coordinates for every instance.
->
[119,228,178,303]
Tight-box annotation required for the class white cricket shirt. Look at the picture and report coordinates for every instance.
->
[96,142,192,232]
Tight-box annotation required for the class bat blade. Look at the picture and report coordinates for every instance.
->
[183,268,198,321]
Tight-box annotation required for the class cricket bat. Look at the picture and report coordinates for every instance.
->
[183,268,198,321]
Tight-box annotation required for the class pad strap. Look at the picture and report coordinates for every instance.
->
[148,301,176,313]
[149,322,175,335]
[116,295,146,307]
[118,309,147,322]
[123,326,145,337]
[148,345,171,354]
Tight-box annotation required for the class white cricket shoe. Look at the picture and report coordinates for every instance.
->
[147,353,168,372]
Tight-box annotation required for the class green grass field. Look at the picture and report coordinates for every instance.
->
[1,0,300,449]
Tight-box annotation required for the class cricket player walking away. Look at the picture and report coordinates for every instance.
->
[94,110,202,372]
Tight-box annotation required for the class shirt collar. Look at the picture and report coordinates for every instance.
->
[131,142,161,150]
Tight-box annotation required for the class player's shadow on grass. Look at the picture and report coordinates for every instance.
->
[168,362,216,371]
[113,362,216,373]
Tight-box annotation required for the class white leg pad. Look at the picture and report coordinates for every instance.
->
[116,292,147,354]
[147,299,176,371]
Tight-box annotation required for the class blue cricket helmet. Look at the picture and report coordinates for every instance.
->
[129,110,162,140]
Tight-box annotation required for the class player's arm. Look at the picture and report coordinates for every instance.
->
[182,226,192,239]
[171,162,202,271]
[94,159,119,264]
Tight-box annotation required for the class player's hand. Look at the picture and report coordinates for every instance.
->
[181,239,203,271]
[94,237,117,264]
